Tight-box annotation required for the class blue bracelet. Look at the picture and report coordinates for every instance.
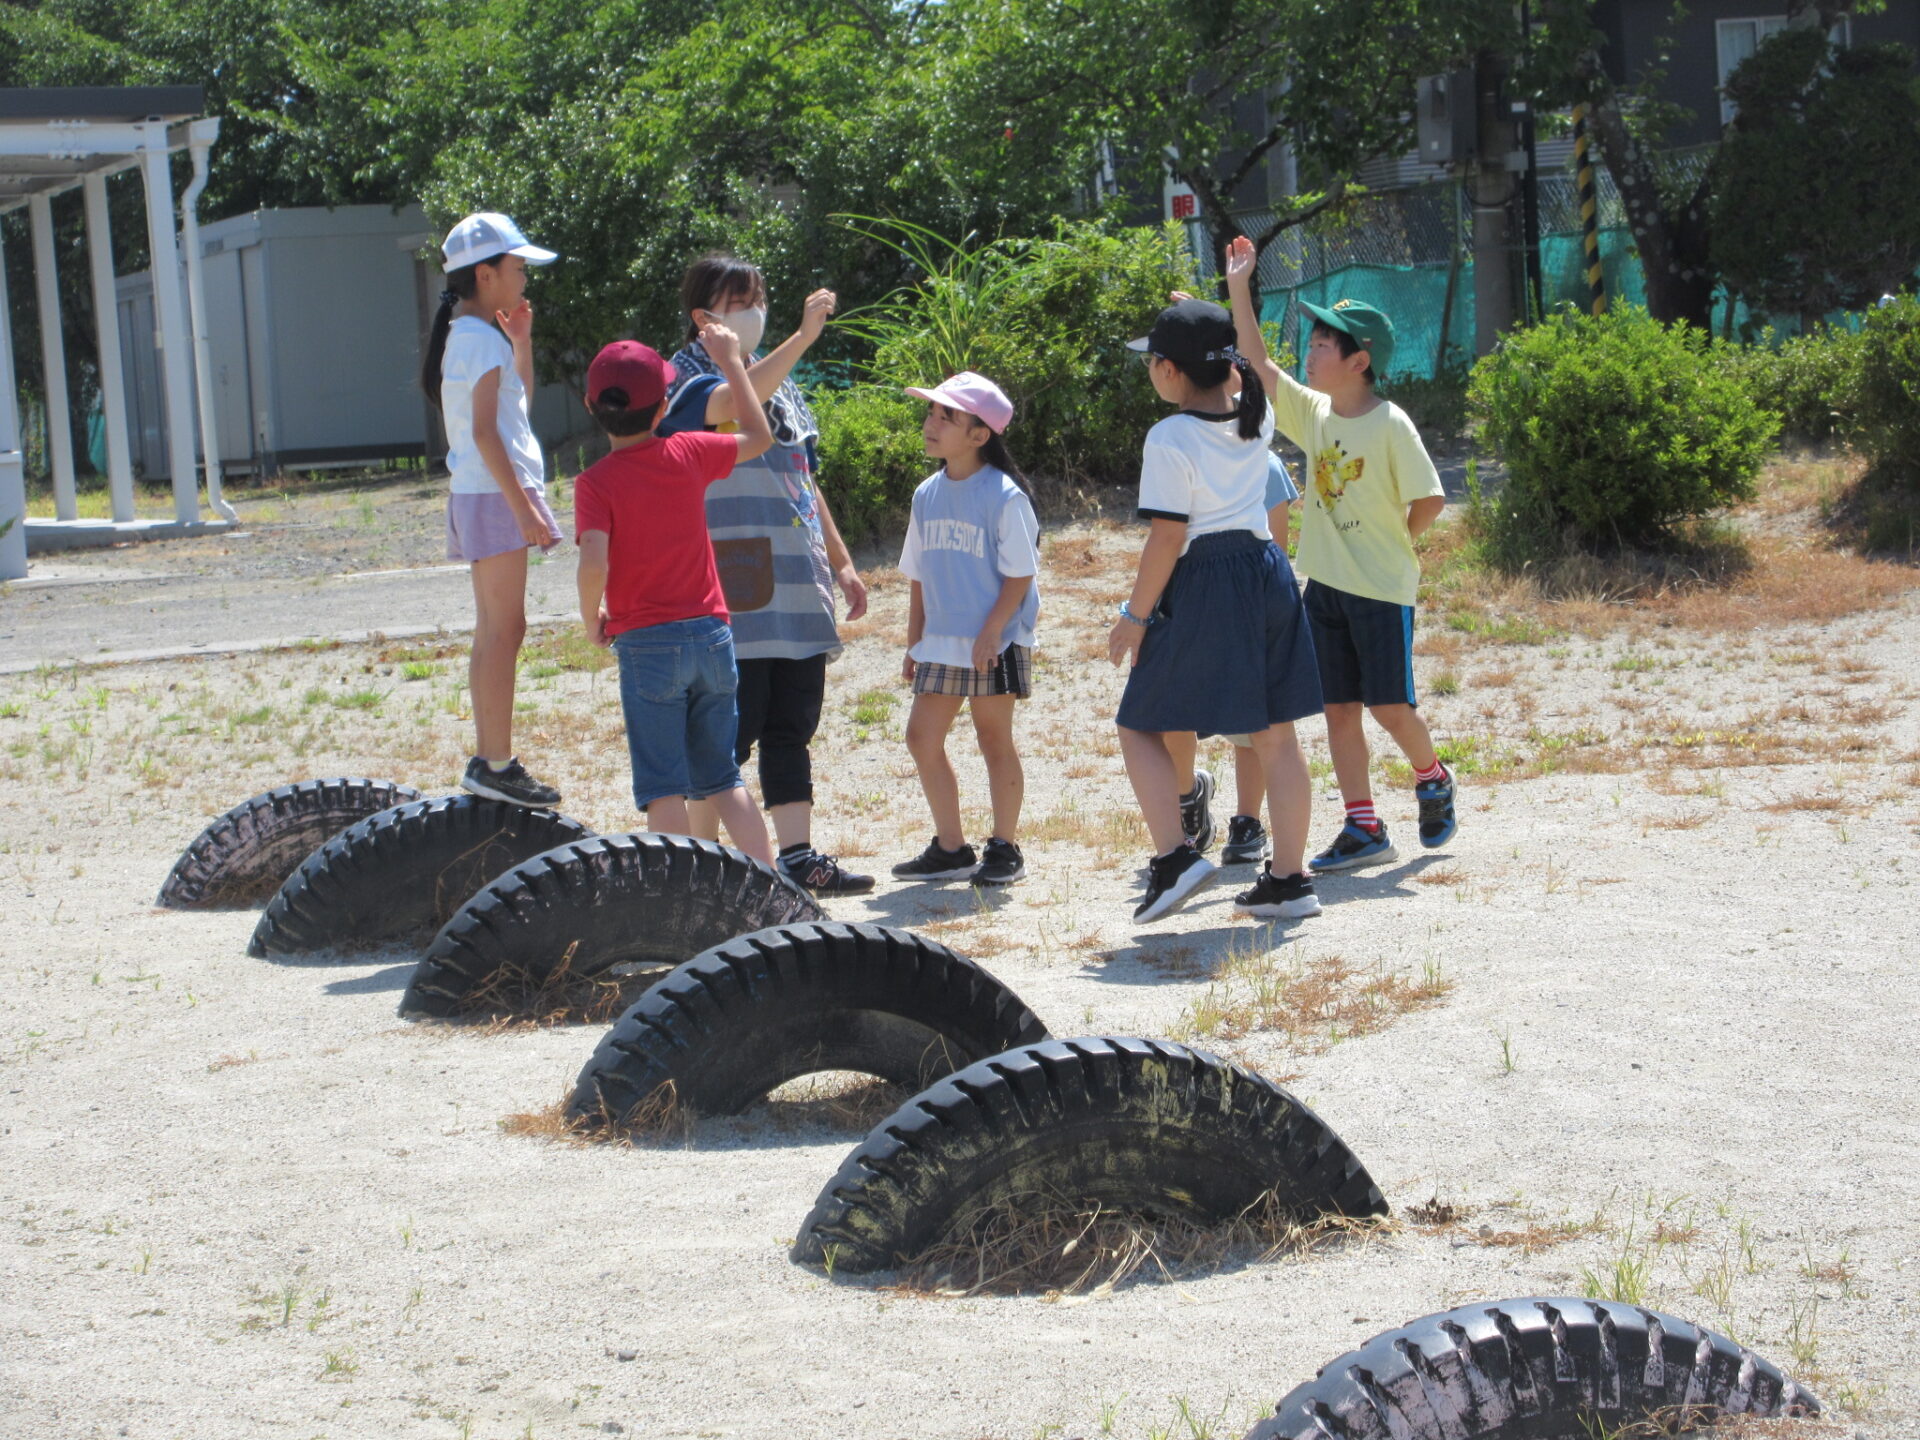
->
[1117,601,1154,627]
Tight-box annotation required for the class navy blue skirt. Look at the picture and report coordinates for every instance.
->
[1115,530,1323,737]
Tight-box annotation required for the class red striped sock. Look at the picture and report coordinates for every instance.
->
[1345,799,1379,832]
[1414,759,1447,784]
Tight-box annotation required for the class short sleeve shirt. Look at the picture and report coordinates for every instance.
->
[573,433,739,636]
[898,467,1040,666]
[1136,405,1276,554]
[1270,373,1444,606]
[442,317,545,495]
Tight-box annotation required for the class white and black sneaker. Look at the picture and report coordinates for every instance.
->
[778,845,876,895]
[1179,769,1217,853]
[972,837,1026,887]
[1233,867,1322,919]
[891,837,979,880]
[1133,845,1217,923]
[461,756,560,808]
[1220,814,1270,865]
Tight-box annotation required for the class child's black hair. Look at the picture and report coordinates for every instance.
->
[938,405,1033,500]
[588,387,661,438]
[419,262,484,412]
[1162,353,1268,441]
[680,253,765,342]
[1310,320,1377,386]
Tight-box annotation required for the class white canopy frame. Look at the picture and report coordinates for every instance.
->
[0,87,226,579]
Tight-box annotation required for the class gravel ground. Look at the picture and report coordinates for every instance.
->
[1,473,1915,1440]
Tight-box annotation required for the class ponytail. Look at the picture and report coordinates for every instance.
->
[1231,354,1266,441]
[420,263,480,411]
[980,432,1032,502]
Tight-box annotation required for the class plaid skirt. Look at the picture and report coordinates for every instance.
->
[911,644,1032,698]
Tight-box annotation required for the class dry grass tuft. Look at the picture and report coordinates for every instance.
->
[760,1073,912,1132]
[453,951,667,1030]
[498,1094,604,1146]
[1177,950,1454,1051]
[1596,1409,1841,1439]
[1760,793,1853,815]
[881,1188,1387,1299]
[1414,865,1467,887]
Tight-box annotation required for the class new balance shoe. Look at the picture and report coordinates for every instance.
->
[778,846,876,895]
[1233,867,1322,919]
[1179,769,1217,853]
[1133,845,1217,923]
[891,837,979,880]
[460,756,560,808]
[972,837,1026,887]
[1220,814,1270,865]
[1308,822,1399,873]
[1416,770,1458,848]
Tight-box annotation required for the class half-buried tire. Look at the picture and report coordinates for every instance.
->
[248,796,592,958]
[399,833,827,1018]
[792,1036,1386,1274]
[1245,1297,1820,1439]
[566,923,1050,1125]
[158,777,424,908]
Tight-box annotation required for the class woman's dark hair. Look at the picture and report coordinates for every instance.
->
[589,387,660,438]
[1310,320,1376,385]
[681,253,765,341]
[420,261,486,412]
[1163,352,1268,441]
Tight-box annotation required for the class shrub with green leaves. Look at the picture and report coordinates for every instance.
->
[1468,305,1778,561]
[1714,326,1864,446]
[1854,295,1920,490]
[810,385,932,543]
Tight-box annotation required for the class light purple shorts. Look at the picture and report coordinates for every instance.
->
[446,487,564,563]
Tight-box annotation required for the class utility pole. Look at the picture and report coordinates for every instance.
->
[1471,48,1519,354]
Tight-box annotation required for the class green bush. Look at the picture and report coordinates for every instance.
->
[1854,295,1920,490]
[832,217,1202,495]
[811,384,932,543]
[1714,326,1864,445]
[1467,305,1778,562]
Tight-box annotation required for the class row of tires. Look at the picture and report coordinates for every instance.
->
[158,779,1823,1439]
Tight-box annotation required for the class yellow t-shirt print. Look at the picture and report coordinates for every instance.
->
[1313,442,1365,510]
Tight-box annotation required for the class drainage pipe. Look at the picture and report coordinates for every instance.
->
[179,118,234,521]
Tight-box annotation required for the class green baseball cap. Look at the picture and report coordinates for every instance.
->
[1299,297,1395,375]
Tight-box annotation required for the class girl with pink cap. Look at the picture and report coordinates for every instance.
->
[892,372,1040,888]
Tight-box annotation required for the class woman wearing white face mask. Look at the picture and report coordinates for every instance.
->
[656,253,874,894]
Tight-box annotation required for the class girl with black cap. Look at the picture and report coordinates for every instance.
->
[1110,298,1324,923]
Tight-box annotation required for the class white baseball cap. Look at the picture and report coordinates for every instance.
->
[441,212,558,272]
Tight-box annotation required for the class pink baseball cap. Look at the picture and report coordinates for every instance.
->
[904,371,1013,433]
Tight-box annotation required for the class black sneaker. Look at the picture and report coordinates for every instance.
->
[461,756,560,808]
[778,846,876,895]
[1180,769,1217,852]
[1308,822,1398,873]
[1220,814,1270,865]
[972,837,1026,887]
[1233,867,1322,919]
[1133,845,1217,923]
[1416,769,1458,848]
[891,837,979,880]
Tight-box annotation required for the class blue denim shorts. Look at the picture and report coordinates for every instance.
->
[612,616,744,811]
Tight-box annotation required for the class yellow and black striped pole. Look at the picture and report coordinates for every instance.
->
[1573,102,1606,315]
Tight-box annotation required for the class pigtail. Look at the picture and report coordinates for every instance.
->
[1232,355,1266,441]
[420,264,480,412]
[981,432,1032,502]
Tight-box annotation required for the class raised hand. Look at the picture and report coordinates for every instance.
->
[798,288,837,345]
[701,321,740,365]
[1223,235,1258,287]
[496,298,534,347]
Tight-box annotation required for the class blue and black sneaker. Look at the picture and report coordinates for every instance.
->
[1308,822,1399,873]
[1415,770,1458,848]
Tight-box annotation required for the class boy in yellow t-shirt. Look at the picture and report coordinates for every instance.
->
[1222,236,1455,871]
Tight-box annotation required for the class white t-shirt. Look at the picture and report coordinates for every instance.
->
[442,316,545,496]
[1136,404,1276,554]
[899,466,1041,667]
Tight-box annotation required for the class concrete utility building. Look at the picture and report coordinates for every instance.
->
[0,85,230,580]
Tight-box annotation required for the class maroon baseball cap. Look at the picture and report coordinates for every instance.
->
[587,340,676,409]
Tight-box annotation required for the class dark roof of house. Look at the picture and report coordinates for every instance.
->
[0,87,205,124]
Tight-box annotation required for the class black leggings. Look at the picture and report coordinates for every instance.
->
[733,654,828,808]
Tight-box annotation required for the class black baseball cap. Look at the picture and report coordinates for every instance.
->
[1126,298,1239,368]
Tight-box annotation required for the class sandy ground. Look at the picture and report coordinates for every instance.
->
[2,477,1918,1440]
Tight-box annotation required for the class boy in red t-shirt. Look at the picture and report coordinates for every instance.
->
[574,325,775,862]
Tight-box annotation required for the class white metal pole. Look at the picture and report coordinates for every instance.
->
[83,172,136,523]
[179,119,231,521]
[0,218,27,580]
[138,136,199,525]
[28,192,77,520]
